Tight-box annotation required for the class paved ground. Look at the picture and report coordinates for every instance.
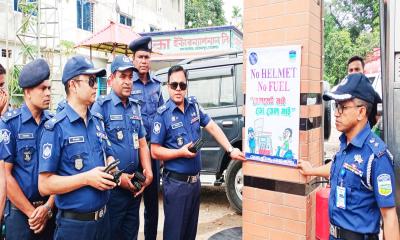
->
[137,186,242,240]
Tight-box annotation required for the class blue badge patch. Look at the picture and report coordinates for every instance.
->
[0,129,11,144]
[68,136,85,144]
[110,115,123,121]
[153,122,161,134]
[171,122,183,129]
[18,133,34,139]
[377,174,392,196]
[42,143,52,159]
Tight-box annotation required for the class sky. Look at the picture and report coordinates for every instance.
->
[223,0,243,24]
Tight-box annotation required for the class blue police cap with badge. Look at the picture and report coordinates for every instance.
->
[323,73,382,104]
[129,36,152,53]
[111,55,137,73]
[62,55,106,84]
[19,58,50,88]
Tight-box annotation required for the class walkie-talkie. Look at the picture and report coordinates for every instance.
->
[131,171,146,190]
[188,138,205,153]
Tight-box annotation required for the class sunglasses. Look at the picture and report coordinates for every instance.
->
[73,75,97,88]
[169,81,187,91]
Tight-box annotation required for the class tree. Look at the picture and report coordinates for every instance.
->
[232,6,242,30]
[185,0,226,28]
[324,0,380,85]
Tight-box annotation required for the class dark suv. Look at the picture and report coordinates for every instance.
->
[156,51,331,213]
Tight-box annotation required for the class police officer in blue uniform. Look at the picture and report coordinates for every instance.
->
[0,59,55,240]
[91,55,153,240]
[151,65,245,240]
[129,36,164,240]
[298,73,399,240]
[38,55,117,240]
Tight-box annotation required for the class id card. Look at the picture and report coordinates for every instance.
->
[133,133,139,149]
[336,186,346,209]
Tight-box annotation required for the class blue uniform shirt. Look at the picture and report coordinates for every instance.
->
[151,97,210,175]
[0,105,53,202]
[131,72,164,140]
[329,123,396,234]
[39,103,113,213]
[91,91,146,173]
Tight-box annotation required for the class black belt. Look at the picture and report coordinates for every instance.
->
[10,201,45,210]
[330,224,379,240]
[61,206,107,221]
[164,169,199,183]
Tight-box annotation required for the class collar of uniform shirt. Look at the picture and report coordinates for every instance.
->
[110,90,126,107]
[168,97,192,112]
[132,71,155,83]
[21,103,47,124]
[65,103,94,123]
[339,123,371,149]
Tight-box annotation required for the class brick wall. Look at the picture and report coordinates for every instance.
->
[242,0,323,239]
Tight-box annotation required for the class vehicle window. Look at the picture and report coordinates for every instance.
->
[189,77,219,108]
[220,75,235,106]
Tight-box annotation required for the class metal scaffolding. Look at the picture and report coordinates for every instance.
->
[11,0,61,107]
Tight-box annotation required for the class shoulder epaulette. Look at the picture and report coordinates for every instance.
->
[44,110,54,119]
[44,112,66,130]
[92,111,104,121]
[96,95,111,106]
[129,97,140,105]
[366,134,387,158]
[157,104,169,114]
[1,109,21,122]
[188,96,197,104]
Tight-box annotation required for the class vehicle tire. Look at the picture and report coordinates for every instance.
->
[225,160,243,214]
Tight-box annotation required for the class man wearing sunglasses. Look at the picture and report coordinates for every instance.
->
[129,36,164,240]
[38,56,117,240]
[91,55,153,239]
[151,65,246,240]
[0,59,55,239]
[298,73,399,240]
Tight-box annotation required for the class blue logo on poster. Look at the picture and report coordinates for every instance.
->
[249,52,258,65]
[289,50,297,60]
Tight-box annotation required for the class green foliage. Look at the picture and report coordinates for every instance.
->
[7,66,24,107]
[185,0,226,28]
[60,40,76,57]
[324,0,380,85]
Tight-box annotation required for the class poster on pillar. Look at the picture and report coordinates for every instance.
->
[245,45,301,167]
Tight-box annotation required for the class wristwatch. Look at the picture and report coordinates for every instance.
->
[44,203,53,218]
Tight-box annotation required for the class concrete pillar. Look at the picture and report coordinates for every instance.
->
[242,1,323,239]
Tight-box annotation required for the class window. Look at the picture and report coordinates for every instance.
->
[188,67,235,109]
[77,0,93,32]
[1,49,12,58]
[120,14,132,26]
[97,77,107,96]
[14,0,37,15]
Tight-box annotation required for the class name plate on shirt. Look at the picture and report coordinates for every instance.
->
[69,136,85,144]
[131,90,142,95]
[18,133,34,139]
[110,115,123,121]
[131,115,141,121]
[171,122,183,129]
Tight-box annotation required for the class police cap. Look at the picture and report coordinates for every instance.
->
[129,36,152,53]
[62,55,106,84]
[323,73,381,104]
[19,58,50,88]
